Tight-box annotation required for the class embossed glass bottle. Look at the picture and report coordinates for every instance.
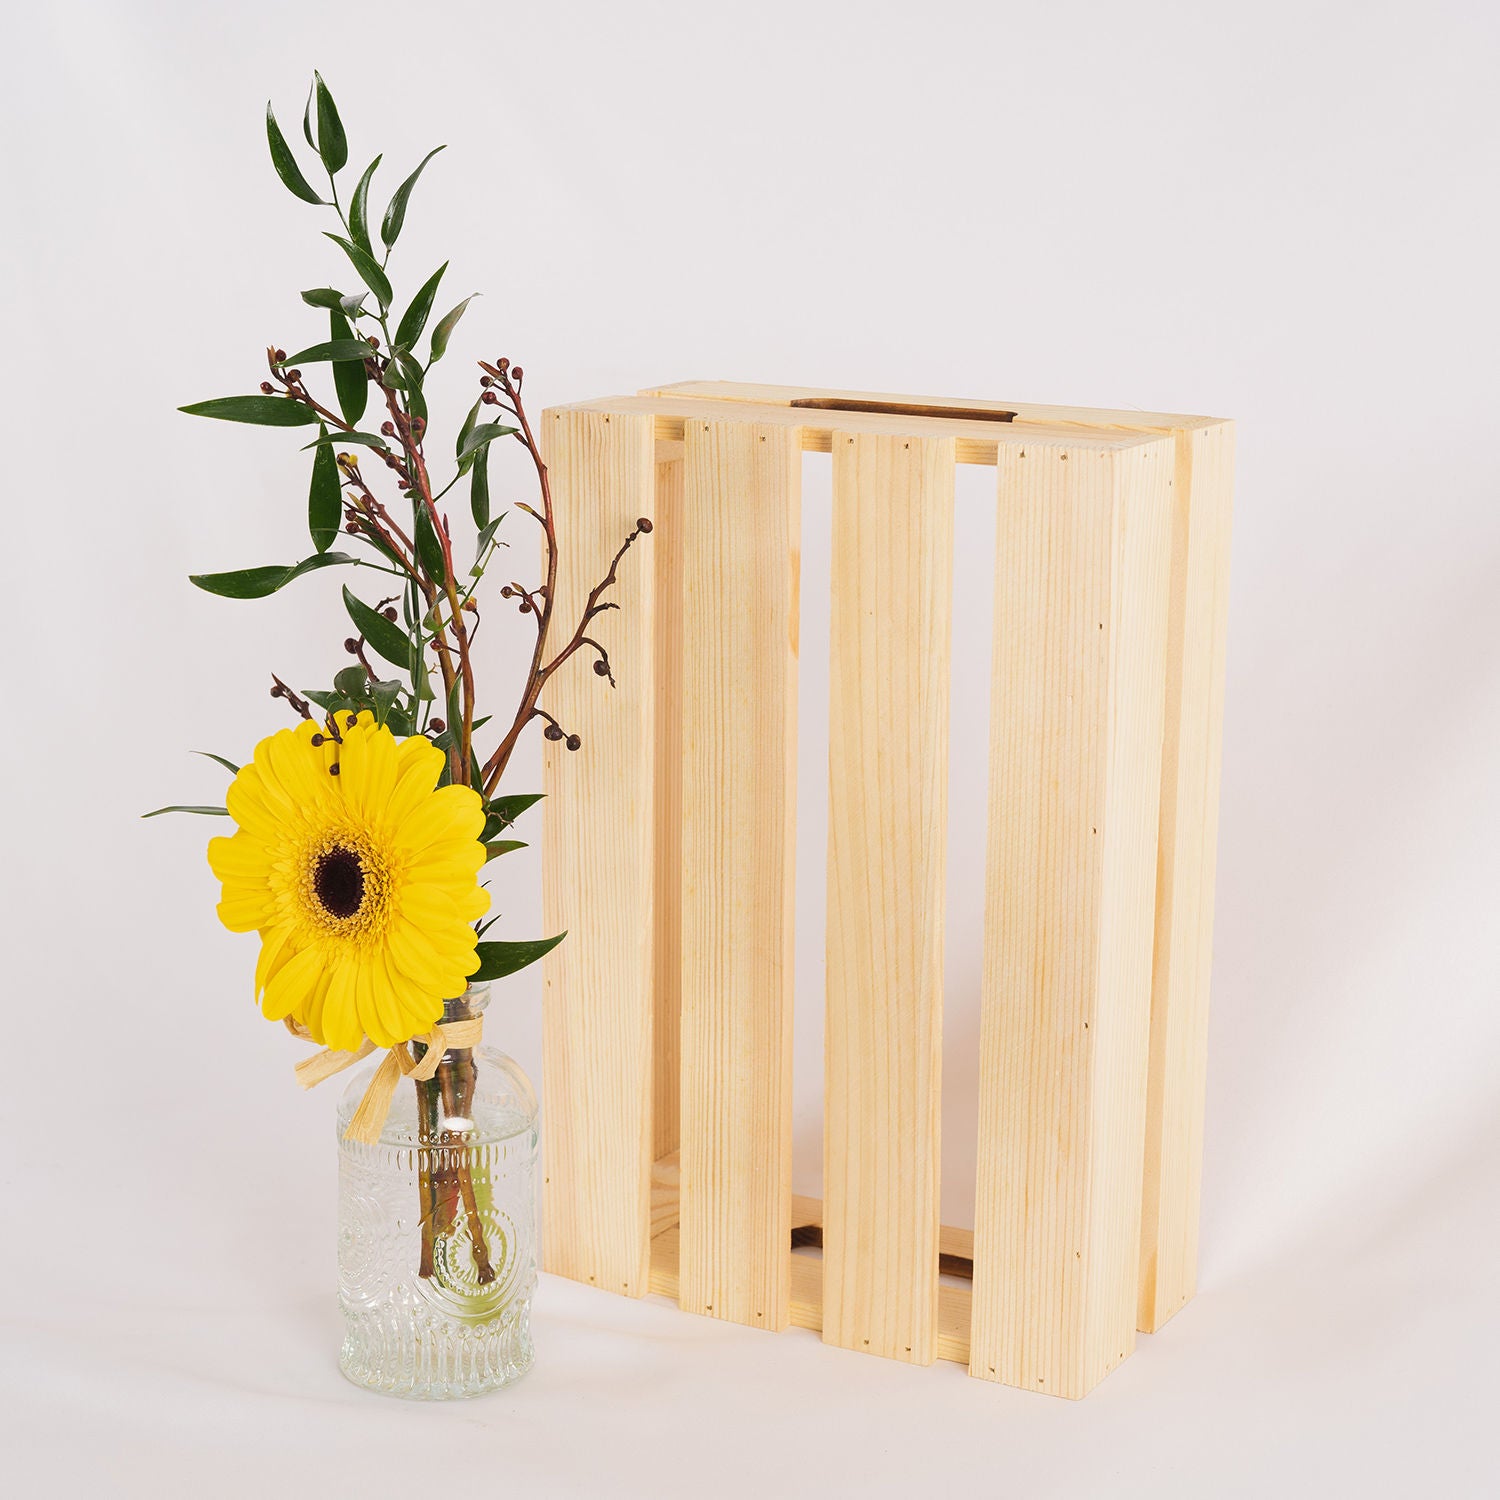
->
[336,983,537,1398]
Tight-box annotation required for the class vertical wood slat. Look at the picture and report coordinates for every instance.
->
[822,433,954,1364]
[652,451,684,1163]
[969,436,1174,1397]
[678,418,800,1330]
[1137,420,1235,1331]
[540,408,657,1297]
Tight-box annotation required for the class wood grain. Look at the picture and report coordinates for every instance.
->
[822,432,954,1364]
[642,380,1235,1337]
[539,408,657,1297]
[1137,419,1235,1330]
[652,451,684,1163]
[649,1159,977,1366]
[558,393,1146,467]
[677,417,800,1330]
[640,378,1223,438]
[968,435,1173,1397]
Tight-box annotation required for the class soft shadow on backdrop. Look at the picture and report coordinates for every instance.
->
[3,2,1496,1495]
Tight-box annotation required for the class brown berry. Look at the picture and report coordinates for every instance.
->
[383,607,398,622]
[430,718,446,734]
[343,637,359,653]
[346,714,358,729]
[329,763,341,776]
[593,660,609,676]
[636,517,653,533]
[565,733,581,751]
[311,734,324,747]
[543,725,563,742]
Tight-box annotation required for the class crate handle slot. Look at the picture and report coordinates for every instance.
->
[788,397,1017,423]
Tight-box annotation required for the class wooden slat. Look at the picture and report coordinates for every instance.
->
[677,417,800,1329]
[644,382,1235,1336]
[1137,420,1235,1330]
[969,435,1173,1398]
[557,393,1159,468]
[651,451,684,1164]
[648,1163,976,1366]
[822,432,954,1364]
[540,408,657,1297]
[640,378,1223,437]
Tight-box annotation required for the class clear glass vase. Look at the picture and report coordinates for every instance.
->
[336,983,538,1399]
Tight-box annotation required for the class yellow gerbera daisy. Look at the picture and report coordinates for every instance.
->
[207,711,489,1053]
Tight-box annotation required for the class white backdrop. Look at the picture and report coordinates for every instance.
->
[4,2,1497,1495]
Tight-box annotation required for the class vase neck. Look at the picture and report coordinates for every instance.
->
[442,984,490,1026]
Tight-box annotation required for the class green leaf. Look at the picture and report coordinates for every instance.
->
[274,339,376,367]
[141,805,230,819]
[328,309,369,427]
[333,664,370,699]
[381,146,445,248]
[343,585,411,668]
[455,397,481,463]
[325,232,393,309]
[370,677,403,724]
[301,78,317,148]
[457,420,517,463]
[394,262,448,353]
[266,102,326,205]
[429,294,477,363]
[470,443,492,530]
[193,751,240,774]
[470,932,566,982]
[312,70,347,173]
[304,689,354,713]
[189,551,356,599]
[395,350,427,425]
[179,395,321,427]
[301,287,347,310]
[302,427,390,455]
[414,502,446,581]
[483,840,525,862]
[349,154,381,254]
[483,792,542,836]
[308,426,341,553]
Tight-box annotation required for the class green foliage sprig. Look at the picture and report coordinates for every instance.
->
[170,73,651,982]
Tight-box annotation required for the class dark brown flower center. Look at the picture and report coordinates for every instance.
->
[314,846,365,919]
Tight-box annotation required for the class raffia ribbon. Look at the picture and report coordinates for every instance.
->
[286,1015,485,1144]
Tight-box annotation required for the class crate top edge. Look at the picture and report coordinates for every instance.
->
[640,379,1231,435]
[547,394,1177,456]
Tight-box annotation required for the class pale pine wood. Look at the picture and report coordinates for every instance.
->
[640,379,1224,437]
[652,452,684,1164]
[822,433,954,1365]
[968,435,1173,1398]
[648,1162,975,1366]
[677,418,800,1330]
[1138,419,1236,1330]
[540,408,657,1297]
[645,381,1235,1337]
[556,393,1150,468]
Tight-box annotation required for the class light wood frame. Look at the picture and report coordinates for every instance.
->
[540,381,1233,1397]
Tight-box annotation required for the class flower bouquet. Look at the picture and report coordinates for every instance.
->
[150,73,649,1398]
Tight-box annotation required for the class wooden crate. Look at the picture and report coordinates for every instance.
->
[540,381,1233,1397]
